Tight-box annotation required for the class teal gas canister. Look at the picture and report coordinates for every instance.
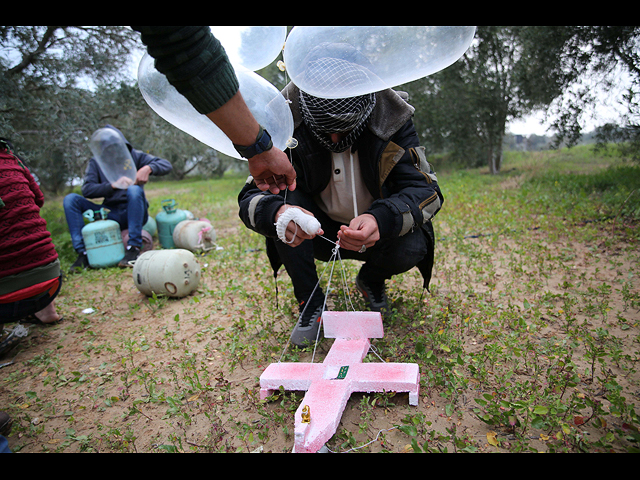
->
[142,215,157,237]
[82,208,125,268]
[156,199,187,249]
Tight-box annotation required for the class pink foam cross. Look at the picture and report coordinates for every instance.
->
[260,311,420,453]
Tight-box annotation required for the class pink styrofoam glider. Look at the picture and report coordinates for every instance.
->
[260,311,420,453]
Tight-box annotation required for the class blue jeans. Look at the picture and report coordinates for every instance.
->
[63,185,149,253]
[0,435,10,453]
[273,189,430,305]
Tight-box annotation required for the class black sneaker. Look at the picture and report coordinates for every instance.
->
[290,299,325,348]
[356,273,389,316]
[118,245,141,268]
[69,252,89,273]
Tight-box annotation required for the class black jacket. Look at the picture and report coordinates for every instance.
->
[238,86,443,289]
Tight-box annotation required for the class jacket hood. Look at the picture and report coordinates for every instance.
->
[282,83,415,142]
[103,124,133,152]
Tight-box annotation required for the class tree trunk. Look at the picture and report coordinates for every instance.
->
[489,148,503,175]
[488,130,504,175]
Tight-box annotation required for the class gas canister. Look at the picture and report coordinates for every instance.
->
[82,208,125,268]
[156,199,187,249]
[172,219,216,252]
[132,249,201,298]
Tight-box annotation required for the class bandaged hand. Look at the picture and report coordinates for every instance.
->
[275,205,323,247]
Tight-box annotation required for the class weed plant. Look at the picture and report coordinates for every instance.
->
[1,148,639,453]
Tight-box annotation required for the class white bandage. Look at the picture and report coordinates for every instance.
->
[276,207,321,244]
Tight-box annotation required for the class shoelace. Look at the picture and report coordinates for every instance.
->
[298,302,323,328]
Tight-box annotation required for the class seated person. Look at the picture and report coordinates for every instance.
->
[1,139,63,353]
[64,125,172,270]
[238,80,443,348]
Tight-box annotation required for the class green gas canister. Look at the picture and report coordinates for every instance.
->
[156,199,187,249]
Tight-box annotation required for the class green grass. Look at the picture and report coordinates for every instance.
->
[3,147,639,453]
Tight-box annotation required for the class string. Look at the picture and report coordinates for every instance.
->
[277,232,385,366]
[277,237,341,364]
[349,151,358,220]
[325,426,398,453]
[281,48,293,208]
[275,50,380,365]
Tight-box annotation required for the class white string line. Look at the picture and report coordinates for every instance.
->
[277,234,385,365]
[349,151,358,220]
[308,245,340,367]
[276,238,340,364]
[325,427,398,453]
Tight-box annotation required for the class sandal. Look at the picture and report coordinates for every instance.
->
[20,314,63,326]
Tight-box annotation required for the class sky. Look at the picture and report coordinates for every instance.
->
[508,113,551,136]
[508,100,628,137]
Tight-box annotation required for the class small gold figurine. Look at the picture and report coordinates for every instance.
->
[301,405,311,423]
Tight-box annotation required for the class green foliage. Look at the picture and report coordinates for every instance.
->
[0,26,242,194]
[406,26,640,172]
[4,25,640,191]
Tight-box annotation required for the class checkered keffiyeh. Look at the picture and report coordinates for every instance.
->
[299,90,375,153]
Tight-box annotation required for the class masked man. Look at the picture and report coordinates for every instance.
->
[238,57,443,347]
[64,125,172,270]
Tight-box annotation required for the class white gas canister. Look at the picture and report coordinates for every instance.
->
[133,249,201,298]
[172,219,216,252]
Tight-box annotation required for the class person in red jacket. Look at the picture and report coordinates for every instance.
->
[0,139,62,344]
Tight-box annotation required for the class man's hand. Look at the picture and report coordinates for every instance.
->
[135,165,153,185]
[112,176,134,189]
[204,91,297,194]
[249,148,297,194]
[275,205,322,247]
[338,214,380,252]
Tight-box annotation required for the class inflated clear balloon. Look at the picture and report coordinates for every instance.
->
[89,128,137,189]
[137,54,293,160]
[210,26,287,71]
[284,26,476,99]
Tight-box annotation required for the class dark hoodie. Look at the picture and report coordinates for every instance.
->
[81,125,172,209]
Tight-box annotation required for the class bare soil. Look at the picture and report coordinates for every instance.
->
[1,215,639,453]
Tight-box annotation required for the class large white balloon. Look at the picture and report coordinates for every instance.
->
[137,54,293,160]
[284,26,476,99]
[210,26,287,71]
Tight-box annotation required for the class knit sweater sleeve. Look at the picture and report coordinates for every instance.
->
[25,164,44,208]
[132,26,239,114]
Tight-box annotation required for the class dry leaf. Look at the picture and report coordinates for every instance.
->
[487,431,499,447]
